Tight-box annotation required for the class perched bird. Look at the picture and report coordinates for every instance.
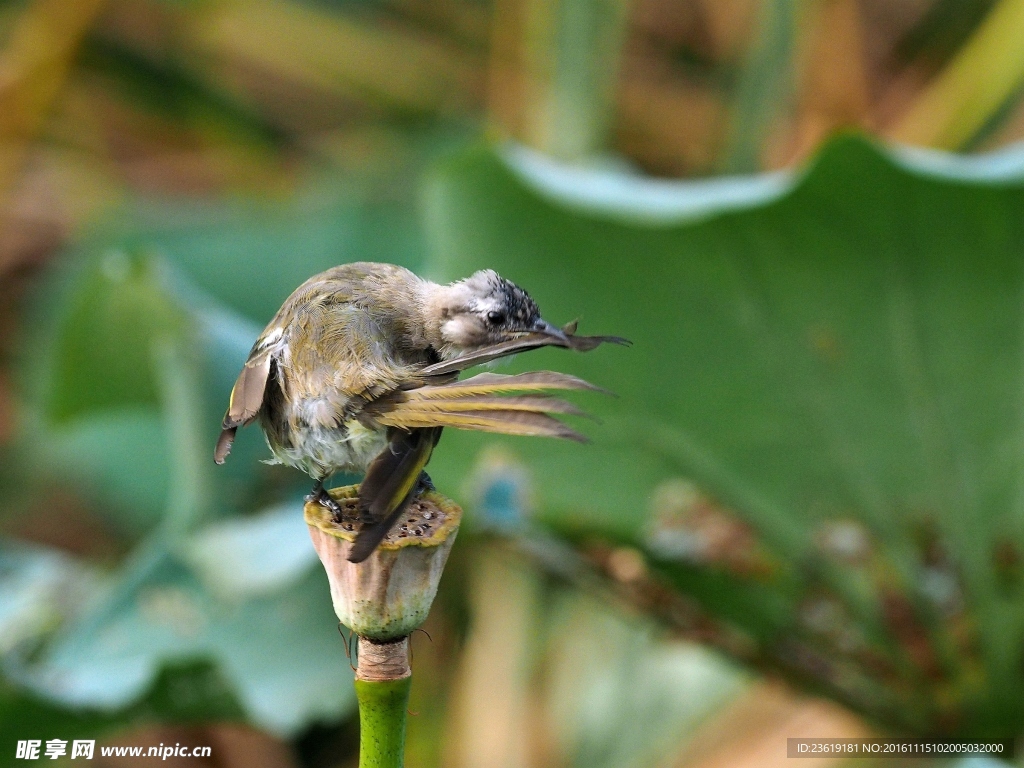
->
[214,262,625,562]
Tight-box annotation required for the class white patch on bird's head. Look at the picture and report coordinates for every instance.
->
[459,269,501,295]
[431,270,543,355]
[439,314,484,348]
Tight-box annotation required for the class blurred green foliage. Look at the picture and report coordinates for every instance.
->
[6,129,1024,751]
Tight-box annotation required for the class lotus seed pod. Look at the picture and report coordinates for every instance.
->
[305,485,461,642]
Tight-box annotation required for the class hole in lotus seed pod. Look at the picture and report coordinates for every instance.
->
[323,496,364,528]
[370,495,453,544]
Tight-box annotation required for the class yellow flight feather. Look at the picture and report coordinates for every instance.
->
[375,409,585,441]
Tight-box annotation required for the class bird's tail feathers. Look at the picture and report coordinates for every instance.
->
[349,426,440,563]
[348,487,419,564]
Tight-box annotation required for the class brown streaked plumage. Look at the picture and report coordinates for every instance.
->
[214,262,627,562]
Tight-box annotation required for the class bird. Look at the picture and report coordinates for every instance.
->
[214,262,626,563]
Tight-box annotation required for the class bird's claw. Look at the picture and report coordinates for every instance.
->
[416,471,435,494]
[307,484,345,523]
[322,495,346,523]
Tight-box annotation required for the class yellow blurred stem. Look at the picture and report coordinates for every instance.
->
[187,0,480,115]
[447,544,539,767]
[0,0,108,205]
[488,0,630,161]
[888,0,1024,150]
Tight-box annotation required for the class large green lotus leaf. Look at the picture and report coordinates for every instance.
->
[38,252,188,424]
[21,252,192,528]
[182,502,316,600]
[38,411,172,531]
[421,135,1024,735]
[15,552,351,736]
[150,199,424,322]
[75,183,427,325]
[26,245,291,525]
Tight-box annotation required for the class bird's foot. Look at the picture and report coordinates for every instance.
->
[416,471,435,495]
[307,482,345,523]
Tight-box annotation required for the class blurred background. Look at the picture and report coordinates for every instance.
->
[3,0,1024,765]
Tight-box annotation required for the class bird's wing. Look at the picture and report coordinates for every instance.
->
[214,272,417,465]
[214,336,284,464]
[419,321,629,376]
[363,371,600,443]
[349,426,442,563]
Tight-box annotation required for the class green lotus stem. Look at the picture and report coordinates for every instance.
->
[355,674,412,768]
[355,679,411,768]
[354,637,412,768]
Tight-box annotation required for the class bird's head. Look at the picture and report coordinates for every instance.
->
[431,269,567,356]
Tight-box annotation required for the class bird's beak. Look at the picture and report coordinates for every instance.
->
[533,319,570,345]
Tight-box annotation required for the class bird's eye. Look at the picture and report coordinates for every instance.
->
[486,310,505,325]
